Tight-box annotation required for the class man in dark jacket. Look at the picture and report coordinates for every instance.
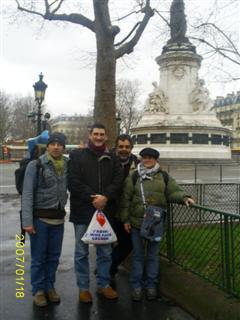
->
[110,134,139,277]
[68,123,123,303]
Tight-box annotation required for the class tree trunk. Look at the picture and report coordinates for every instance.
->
[94,39,116,147]
[93,0,117,148]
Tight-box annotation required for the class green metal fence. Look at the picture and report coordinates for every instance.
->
[180,184,240,215]
[161,203,240,298]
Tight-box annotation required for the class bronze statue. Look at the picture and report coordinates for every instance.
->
[168,0,189,44]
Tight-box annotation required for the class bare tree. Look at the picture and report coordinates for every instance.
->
[11,95,36,140]
[186,0,240,83]
[12,0,240,145]
[15,0,154,146]
[116,79,143,134]
[0,91,12,143]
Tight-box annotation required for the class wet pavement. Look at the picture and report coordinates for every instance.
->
[1,162,239,319]
[0,194,195,320]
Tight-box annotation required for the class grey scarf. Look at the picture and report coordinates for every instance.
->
[137,162,160,180]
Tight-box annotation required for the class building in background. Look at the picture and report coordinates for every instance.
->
[213,92,240,150]
[50,115,93,145]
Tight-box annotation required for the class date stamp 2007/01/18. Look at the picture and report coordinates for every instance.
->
[15,234,25,299]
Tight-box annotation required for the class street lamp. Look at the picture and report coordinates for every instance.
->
[33,73,48,135]
[116,112,121,136]
[42,112,51,131]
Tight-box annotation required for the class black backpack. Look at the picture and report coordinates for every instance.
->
[15,158,43,195]
[15,158,44,244]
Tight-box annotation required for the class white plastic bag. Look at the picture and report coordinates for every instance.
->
[81,210,117,244]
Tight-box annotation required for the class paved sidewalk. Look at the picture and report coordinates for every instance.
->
[0,195,195,320]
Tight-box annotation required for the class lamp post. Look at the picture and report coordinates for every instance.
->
[116,112,121,136]
[42,112,51,131]
[33,73,48,135]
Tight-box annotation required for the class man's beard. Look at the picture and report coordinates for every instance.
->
[119,154,131,162]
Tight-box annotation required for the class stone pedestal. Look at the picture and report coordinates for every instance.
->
[131,42,232,159]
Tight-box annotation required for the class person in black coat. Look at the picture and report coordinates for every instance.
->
[110,134,139,277]
[68,123,123,303]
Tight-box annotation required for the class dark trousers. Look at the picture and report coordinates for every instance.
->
[110,219,132,276]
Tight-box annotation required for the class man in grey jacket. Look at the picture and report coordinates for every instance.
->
[22,132,68,307]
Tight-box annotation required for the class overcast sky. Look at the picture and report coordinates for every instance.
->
[1,0,239,118]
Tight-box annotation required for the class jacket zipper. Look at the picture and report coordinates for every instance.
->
[98,159,102,193]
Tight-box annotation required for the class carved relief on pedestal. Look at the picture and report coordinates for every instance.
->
[172,65,185,79]
[144,81,169,113]
[190,78,213,113]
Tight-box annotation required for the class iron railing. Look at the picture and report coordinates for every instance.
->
[180,184,240,215]
[161,203,240,298]
[163,163,240,184]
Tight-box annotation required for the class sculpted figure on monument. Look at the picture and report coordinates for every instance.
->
[168,0,189,43]
[145,82,168,113]
[190,79,212,113]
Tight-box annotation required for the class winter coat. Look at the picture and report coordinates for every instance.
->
[120,154,139,179]
[21,153,68,228]
[120,168,189,229]
[68,147,124,225]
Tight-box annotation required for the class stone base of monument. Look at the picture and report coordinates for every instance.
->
[131,120,232,159]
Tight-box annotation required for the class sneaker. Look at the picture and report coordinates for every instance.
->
[47,289,61,303]
[79,290,93,303]
[146,288,157,301]
[131,288,142,301]
[34,290,48,307]
[97,286,118,299]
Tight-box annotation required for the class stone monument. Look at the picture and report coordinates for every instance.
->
[131,0,231,159]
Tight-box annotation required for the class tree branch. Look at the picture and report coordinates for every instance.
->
[15,0,45,18]
[189,36,240,66]
[114,8,142,22]
[153,8,170,27]
[115,0,154,59]
[45,12,95,31]
[115,22,140,47]
[15,0,95,32]
[196,22,239,57]
[49,0,60,8]
[51,0,64,14]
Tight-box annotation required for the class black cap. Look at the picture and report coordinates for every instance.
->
[47,132,66,147]
[139,148,159,159]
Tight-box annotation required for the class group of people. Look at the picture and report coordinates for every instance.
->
[21,123,194,307]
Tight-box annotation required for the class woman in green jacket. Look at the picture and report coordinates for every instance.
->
[120,147,194,301]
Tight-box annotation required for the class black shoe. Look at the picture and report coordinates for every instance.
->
[131,288,142,301]
[146,288,157,301]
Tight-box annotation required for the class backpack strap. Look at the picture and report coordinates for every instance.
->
[160,170,169,188]
[132,168,169,205]
[34,158,44,191]
[160,170,169,200]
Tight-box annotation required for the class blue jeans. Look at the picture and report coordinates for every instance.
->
[130,228,160,289]
[74,223,112,291]
[30,218,64,295]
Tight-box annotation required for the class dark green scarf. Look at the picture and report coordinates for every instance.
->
[47,153,64,176]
